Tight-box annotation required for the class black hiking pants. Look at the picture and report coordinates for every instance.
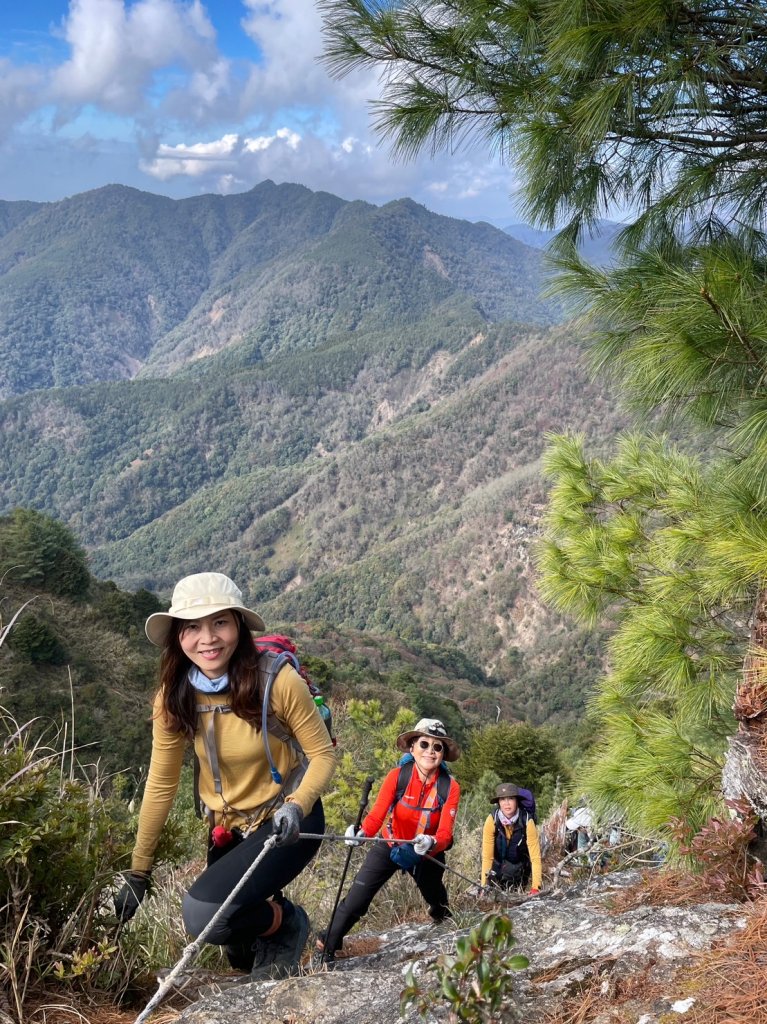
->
[490,854,531,889]
[324,839,450,954]
[182,799,324,947]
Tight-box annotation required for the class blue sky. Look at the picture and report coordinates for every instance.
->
[0,0,520,224]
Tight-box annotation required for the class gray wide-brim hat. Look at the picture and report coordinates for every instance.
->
[396,717,460,762]
[145,572,265,647]
[491,783,521,803]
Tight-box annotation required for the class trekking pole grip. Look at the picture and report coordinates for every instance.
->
[358,777,374,819]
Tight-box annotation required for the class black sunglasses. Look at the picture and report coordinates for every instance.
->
[416,738,444,753]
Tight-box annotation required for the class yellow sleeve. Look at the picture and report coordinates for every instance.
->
[131,692,186,873]
[270,665,337,818]
[526,818,542,890]
[481,814,496,885]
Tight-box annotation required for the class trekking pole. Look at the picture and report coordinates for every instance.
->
[320,776,375,964]
[132,833,279,1024]
[422,855,539,905]
[422,853,484,889]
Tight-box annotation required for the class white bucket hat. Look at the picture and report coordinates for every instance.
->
[145,572,265,647]
[396,717,460,762]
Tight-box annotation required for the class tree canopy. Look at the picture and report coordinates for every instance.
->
[321,0,767,835]
[321,0,767,243]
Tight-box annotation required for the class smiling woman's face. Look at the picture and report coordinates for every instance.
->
[411,736,445,776]
[179,610,239,679]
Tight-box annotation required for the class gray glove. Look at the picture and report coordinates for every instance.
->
[272,802,303,845]
[114,871,151,922]
[413,834,435,856]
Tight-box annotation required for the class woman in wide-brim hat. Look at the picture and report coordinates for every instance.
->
[114,571,337,981]
[318,717,461,965]
[481,781,542,896]
[395,717,461,762]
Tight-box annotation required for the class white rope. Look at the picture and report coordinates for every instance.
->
[298,832,417,844]
[133,833,279,1024]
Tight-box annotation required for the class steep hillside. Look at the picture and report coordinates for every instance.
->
[0,314,626,720]
[0,567,518,775]
[0,181,624,727]
[0,181,557,397]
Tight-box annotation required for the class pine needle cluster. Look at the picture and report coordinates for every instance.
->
[537,432,767,833]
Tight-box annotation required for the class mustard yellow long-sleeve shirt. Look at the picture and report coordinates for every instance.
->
[131,664,337,873]
[481,812,542,890]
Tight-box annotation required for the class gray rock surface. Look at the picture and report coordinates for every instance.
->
[170,872,745,1024]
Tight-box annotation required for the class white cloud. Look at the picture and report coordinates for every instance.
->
[0,61,46,137]
[238,0,379,131]
[0,1,521,223]
[243,127,301,153]
[50,0,222,115]
[140,132,239,179]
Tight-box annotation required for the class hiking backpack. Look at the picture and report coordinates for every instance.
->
[515,786,537,823]
[192,633,335,819]
[254,634,336,755]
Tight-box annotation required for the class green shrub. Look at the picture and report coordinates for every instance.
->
[401,912,528,1023]
[6,614,64,663]
[0,706,195,1021]
[0,509,89,599]
[457,721,566,816]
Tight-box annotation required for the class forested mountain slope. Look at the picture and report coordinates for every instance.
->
[0,181,625,725]
[0,181,557,397]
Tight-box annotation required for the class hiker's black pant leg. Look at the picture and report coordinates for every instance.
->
[324,841,397,953]
[413,851,450,919]
[182,799,324,946]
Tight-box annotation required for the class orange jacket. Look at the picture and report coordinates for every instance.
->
[360,765,460,854]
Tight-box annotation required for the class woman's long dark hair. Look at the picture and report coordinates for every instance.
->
[157,613,262,737]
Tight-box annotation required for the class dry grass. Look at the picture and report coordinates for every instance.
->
[606,867,735,912]
[18,994,180,1024]
[686,897,767,1023]
[538,959,669,1024]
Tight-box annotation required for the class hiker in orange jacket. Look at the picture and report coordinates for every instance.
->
[320,718,461,962]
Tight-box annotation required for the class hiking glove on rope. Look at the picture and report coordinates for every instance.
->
[114,871,151,922]
[344,824,364,847]
[272,802,303,845]
[413,834,435,856]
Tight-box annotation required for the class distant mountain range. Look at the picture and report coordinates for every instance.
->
[0,181,626,725]
[0,181,560,398]
[503,220,623,266]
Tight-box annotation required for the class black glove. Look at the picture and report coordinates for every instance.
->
[272,802,303,846]
[114,871,151,922]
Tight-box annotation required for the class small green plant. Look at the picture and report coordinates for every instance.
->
[401,912,529,1024]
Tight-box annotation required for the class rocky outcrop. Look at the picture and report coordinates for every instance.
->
[168,872,745,1024]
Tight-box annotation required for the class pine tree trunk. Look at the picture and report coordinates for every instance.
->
[721,588,767,818]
